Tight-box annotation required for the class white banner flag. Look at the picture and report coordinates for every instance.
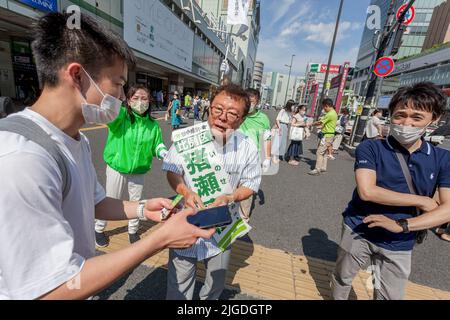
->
[227,0,249,26]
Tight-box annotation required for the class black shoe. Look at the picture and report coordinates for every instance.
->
[129,233,141,244]
[95,232,109,248]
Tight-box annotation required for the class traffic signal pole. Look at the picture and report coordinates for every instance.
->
[349,0,416,146]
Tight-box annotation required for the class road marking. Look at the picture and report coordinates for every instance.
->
[79,116,166,132]
[80,125,107,132]
[99,221,450,300]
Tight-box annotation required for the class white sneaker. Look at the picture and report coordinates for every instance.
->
[308,169,321,176]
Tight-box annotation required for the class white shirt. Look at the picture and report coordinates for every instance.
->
[276,110,291,124]
[0,109,106,300]
[162,131,261,261]
[366,116,383,139]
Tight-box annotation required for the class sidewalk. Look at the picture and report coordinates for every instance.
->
[98,221,450,300]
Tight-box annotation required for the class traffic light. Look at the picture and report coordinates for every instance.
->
[390,25,406,56]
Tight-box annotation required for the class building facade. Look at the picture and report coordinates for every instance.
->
[197,0,261,89]
[0,0,244,102]
[350,0,446,101]
[261,72,304,108]
[252,60,264,89]
[423,0,450,50]
[380,42,450,123]
[301,62,342,105]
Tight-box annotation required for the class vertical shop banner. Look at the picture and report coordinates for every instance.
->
[124,0,194,72]
[309,83,320,117]
[172,123,251,251]
[334,62,350,114]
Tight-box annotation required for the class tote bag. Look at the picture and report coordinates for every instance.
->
[290,126,304,141]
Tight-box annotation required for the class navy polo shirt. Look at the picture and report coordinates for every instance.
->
[343,136,450,252]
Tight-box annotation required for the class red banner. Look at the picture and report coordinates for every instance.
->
[309,83,320,117]
[320,64,341,74]
[334,62,351,113]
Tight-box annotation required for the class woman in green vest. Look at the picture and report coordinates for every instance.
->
[95,85,168,247]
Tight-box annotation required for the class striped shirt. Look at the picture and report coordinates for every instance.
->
[162,130,262,261]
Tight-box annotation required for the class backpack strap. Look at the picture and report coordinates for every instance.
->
[395,151,428,244]
[0,116,71,200]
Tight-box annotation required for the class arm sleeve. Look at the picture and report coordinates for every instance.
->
[438,152,450,188]
[263,130,272,141]
[107,106,126,131]
[162,144,184,176]
[263,115,272,140]
[153,125,168,159]
[239,142,262,193]
[0,151,85,300]
[276,111,283,122]
[354,141,377,172]
[321,113,331,126]
[83,136,106,205]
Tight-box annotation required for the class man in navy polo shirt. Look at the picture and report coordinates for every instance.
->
[331,82,450,300]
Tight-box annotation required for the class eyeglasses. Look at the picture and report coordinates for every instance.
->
[210,106,240,122]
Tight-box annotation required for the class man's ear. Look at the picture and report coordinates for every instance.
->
[433,116,442,125]
[67,63,84,91]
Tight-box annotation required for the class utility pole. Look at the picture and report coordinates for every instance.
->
[349,0,416,146]
[315,0,344,120]
[284,54,295,106]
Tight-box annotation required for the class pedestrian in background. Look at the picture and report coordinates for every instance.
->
[95,85,169,246]
[271,100,294,164]
[201,97,210,121]
[184,92,192,119]
[332,108,350,154]
[171,93,182,130]
[156,89,164,110]
[193,95,201,121]
[286,105,307,166]
[364,109,384,140]
[308,99,338,176]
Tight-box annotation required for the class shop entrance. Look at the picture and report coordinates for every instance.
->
[11,39,39,104]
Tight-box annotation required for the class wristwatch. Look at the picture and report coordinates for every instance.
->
[396,219,410,233]
[136,200,148,221]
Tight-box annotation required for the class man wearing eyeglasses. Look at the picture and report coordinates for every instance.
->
[162,84,262,300]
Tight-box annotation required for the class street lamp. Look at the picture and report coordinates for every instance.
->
[315,0,344,120]
[284,54,295,106]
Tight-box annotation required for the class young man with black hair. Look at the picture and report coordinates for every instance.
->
[331,82,450,300]
[0,12,214,300]
[308,99,338,176]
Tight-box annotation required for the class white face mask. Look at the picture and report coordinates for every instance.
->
[390,123,430,145]
[80,68,123,124]
[130,100,149,115]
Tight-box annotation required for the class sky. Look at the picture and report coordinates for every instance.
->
[256,0,371,77]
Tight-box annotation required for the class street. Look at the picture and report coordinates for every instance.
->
[83,109,450,298]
